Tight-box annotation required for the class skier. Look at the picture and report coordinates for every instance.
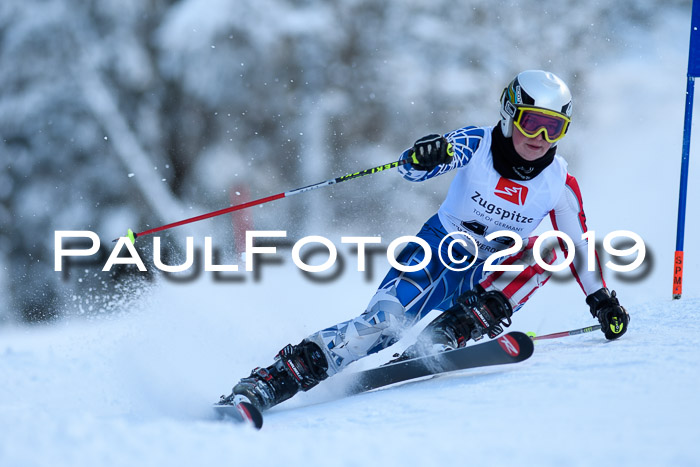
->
[227,70,630,412]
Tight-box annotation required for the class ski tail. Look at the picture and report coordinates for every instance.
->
[214,395,264,430]
[235,400,264,429]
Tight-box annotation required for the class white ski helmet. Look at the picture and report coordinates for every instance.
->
[499,70,572,138]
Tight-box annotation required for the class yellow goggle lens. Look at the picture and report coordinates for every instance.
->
[513,107,570,143]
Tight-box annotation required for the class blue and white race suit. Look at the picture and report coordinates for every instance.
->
[307,126,605,375]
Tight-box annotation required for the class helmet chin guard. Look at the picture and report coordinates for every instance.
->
[500,70,572,139]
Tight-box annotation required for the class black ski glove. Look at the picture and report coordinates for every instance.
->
[410,134,453,170]
[586,288,629,340]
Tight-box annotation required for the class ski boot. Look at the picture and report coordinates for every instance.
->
[393,287,513,361]
[228,340,329,412]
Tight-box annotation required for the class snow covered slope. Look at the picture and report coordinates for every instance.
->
[1,271,699,467]
[2,8,699,467]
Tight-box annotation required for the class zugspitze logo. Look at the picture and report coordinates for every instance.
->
[494,177,528,205]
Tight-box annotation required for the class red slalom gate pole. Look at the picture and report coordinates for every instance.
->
[118,158,410,243]
[528,325,602,341]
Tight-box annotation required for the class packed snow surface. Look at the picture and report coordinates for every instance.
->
[1,272,699,466]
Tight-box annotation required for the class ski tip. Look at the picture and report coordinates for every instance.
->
[497,331,535,361]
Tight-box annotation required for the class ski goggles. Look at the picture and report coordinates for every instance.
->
[513,107,571,143]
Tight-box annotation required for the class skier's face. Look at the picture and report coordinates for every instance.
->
[511,125,553,161]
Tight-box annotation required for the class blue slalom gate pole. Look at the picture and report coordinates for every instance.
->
[673,0,700,299]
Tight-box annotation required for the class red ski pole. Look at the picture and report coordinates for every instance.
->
[117,158,410,243]
[528,324,602,341]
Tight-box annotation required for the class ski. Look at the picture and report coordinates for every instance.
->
[346,331,534,396]
[213,394,264,430]
[212,331,532,429]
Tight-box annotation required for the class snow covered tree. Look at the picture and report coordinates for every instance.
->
[0,0,688,322]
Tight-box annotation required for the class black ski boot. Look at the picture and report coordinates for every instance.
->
[230,340,329,412]
[395,287,513,361]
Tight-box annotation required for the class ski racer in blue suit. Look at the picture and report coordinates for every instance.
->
[227,70,630,412]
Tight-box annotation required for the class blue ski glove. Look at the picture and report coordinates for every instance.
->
[586,288,629,340]
[410,134,453,170]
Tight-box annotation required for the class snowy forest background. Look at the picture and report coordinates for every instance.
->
[0,0,692,323]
